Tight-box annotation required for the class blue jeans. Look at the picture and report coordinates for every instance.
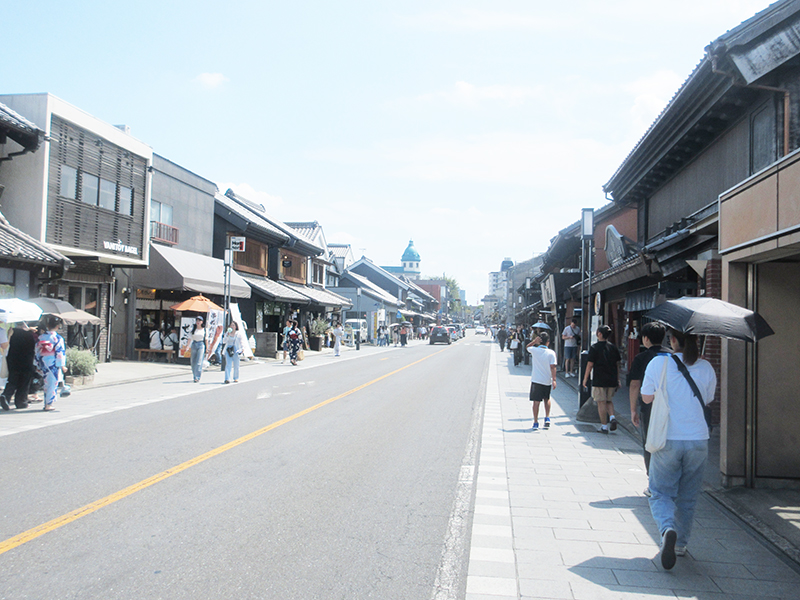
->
[190,341,205,381]
[648,439,708,547]
[224,348,240,381]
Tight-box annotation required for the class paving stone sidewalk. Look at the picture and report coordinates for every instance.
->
[465,345,800,600]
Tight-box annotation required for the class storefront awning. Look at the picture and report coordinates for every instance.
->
[283,282,352,309]
[241,274,310,304]
[624,287,659,312]
[134,244,250,298]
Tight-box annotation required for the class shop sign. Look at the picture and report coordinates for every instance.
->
[103,239,139,255]
[231,237,246,252]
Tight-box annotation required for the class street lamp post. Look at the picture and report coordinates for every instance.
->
[579,208,594,405]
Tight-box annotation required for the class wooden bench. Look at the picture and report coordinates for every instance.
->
[136,348,175,362]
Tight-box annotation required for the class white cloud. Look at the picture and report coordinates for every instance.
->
[378,132,623,191]
[397,9,556,32]
[194,72,229,89]
[218,182,284,213]
[624,70,685,135]
[410,81,544,108]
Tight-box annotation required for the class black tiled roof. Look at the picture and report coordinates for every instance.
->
[0,101,43,152]
[0,213,72,269]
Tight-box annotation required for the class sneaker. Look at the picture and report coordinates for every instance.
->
[0,396,8,411]
[532,422,540,431]
[544,418,551,429]
[675,546,687,557]
[609,418,618,432]
[598,426,609,434]
[643,486,652,497]
[660,528,677,570]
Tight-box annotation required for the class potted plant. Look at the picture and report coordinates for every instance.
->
[65,347,98,385]
[308,318,329,351]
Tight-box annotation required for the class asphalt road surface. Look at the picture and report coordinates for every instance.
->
[0,336,490,600]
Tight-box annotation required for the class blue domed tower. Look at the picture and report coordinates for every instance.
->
[402,239,421,279]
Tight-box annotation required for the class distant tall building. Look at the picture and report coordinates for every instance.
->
[382,239,422,280]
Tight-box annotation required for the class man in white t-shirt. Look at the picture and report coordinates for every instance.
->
[561,317,580,376]
[526,331,558,431]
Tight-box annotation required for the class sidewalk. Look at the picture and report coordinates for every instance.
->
[466,346,800,599]
[80,339,399,389]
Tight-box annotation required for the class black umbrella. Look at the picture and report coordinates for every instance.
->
[645,297,774,342]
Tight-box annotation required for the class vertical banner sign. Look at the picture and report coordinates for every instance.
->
[205,309,224,361]
[229,303,254,359]
[179,317,194,359]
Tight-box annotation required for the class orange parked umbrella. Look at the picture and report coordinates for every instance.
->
[169,295,223,313]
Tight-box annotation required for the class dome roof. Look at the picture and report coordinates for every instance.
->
[402,240,420,262]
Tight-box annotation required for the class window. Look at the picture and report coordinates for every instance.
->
[281,250,306,283]
[119,185,133,215]
[751,103,777,174]
[232,237,268,276]
[99,178,116,210]
[151,200,173,225]
[60,165,77,199]
[312,263,324,284]
[81,173,99,205]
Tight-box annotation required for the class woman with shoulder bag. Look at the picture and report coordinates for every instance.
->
[640,329,716,570]
[222,321,242,383]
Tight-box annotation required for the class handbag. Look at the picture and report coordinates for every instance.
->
[671,355,713,432]
[226,345,235,357]
[645,358,670,453]
[297,349,305,361]
[510,339,519,349]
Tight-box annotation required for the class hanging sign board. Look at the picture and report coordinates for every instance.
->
[230,237,246,252]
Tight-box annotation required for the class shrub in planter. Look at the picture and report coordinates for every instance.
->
[310,318,330,336]
[66,347,98,377]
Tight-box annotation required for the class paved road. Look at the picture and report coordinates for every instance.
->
[0,337,491,599]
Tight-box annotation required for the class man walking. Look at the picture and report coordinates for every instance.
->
[561,317,581,376]
[629,322,670,496]
[582,325,621,433]
[496,325,508,352]
[526,331,557,431]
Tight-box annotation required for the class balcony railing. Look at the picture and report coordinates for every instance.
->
[150,221,179,245]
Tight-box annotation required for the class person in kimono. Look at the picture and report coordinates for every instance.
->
[35,315,67,412]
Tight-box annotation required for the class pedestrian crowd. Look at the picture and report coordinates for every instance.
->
[0,314,67,412]
[514,319,716,571]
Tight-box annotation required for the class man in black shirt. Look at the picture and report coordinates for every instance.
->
[628,322,670,495]
[583,325,621,433]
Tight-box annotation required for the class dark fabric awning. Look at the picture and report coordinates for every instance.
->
[133,244,250,298]
[624,287,659,312]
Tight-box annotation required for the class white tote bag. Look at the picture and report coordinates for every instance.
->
[645,358,670,453]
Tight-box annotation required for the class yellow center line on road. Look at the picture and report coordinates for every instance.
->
[0,347,449,556]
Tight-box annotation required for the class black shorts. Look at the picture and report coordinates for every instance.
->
[529,382,552,402]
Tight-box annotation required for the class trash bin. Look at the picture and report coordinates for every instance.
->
[579,350,591,408]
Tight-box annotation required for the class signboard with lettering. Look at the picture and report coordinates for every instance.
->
[230,237,246,252]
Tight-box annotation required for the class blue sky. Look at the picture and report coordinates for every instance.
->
[4,0,770,303]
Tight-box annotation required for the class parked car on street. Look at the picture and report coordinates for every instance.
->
[445,325,458,341]
[429,326,451,345]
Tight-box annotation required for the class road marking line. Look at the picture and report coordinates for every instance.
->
[0,348,448,556]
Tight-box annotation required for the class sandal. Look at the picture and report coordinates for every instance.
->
[43,405,56,411]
